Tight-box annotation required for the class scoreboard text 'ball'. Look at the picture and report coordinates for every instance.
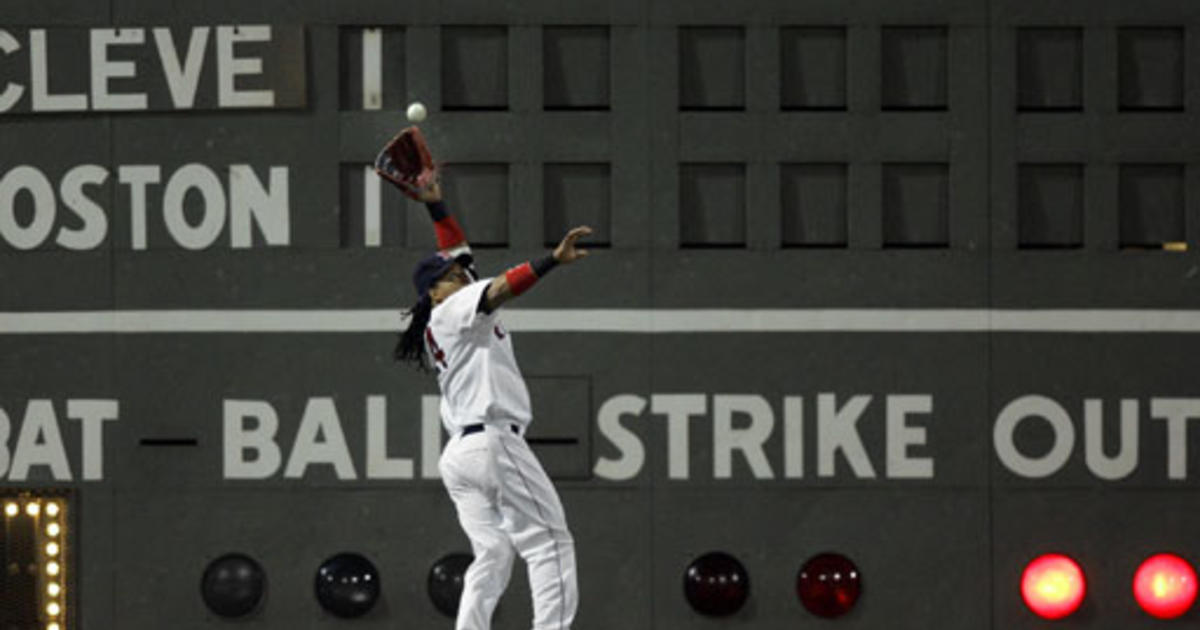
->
[1021,554,1086,620]
[200,553,265,618]
[1133,553,1197,619]
[797,552,863,618]
[428,552,474,618]
[314,553,380,618]
[683,552,750,617]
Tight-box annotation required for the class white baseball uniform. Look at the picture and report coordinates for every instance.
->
[429,279,578,630]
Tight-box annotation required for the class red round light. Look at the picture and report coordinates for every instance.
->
[1133,553,1197,619]
[796,553,862,618]
[1020,554,1086,620]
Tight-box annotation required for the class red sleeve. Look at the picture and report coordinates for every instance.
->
[434,215,466,250]
[425,201,467,251]
[505,262,537,296]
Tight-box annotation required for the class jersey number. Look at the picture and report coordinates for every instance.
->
[425,328,448,370]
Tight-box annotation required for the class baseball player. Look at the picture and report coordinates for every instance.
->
[377,128,588,630]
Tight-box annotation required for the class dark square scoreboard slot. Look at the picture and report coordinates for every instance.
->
[1018,164,1084,249]
[338,163,408,248]
[1017,28,1083,111]
[1119,164,1185,247]
[882,27,948,110]
[679,163,747,248]
[780,27,847,111]
[882,163,949,247]
[543,26,611,110]
[442,26,509,110]
[1119,27,1185,111]
[678,27,746,110]
[543,163,612,247]
[440,163,510,247]
[781,163,849,247]
[338,26,406,111]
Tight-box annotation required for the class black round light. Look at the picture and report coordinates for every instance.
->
[797,552,862,618]
[683,551,750,617]
[428,552,474,617]
[314,552,381,618]
[200,553,265,618]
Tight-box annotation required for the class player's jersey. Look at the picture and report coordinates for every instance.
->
[425,279,532,434]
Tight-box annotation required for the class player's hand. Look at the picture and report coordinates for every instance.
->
[553,226,592,264]
[415,174,442,203]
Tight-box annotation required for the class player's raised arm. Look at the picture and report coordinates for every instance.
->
[374,126,472,257]
[419,185,472,259]
[480,226,592,313]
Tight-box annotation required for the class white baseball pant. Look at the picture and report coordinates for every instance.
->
[439,423,578,630]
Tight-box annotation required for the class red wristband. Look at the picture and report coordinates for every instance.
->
[434,215,466,250]
[505,262,538,296]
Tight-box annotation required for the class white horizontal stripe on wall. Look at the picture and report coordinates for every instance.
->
[3,309,1200,334]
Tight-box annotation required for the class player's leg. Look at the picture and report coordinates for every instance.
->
[455,503,516,630]
[441,439,517,630]
[493,431,578,630]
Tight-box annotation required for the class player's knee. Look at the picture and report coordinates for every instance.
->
[471,541,514,569]
[551,526,574,548]
[523,535,571,563]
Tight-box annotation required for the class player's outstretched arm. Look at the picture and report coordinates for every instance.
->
[480,226,592,313]
[416,179,472,258]
[374,126,471,257]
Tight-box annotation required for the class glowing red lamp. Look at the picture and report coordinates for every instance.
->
[1021,554,1086,620]
[1133,553,1197,619]
[796,553,862,618]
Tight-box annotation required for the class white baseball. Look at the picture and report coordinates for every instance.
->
[406,102,427,122]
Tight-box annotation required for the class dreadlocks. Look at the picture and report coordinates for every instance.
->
[394,295,433,371]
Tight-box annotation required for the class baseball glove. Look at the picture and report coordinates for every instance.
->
[374,126,437,200]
